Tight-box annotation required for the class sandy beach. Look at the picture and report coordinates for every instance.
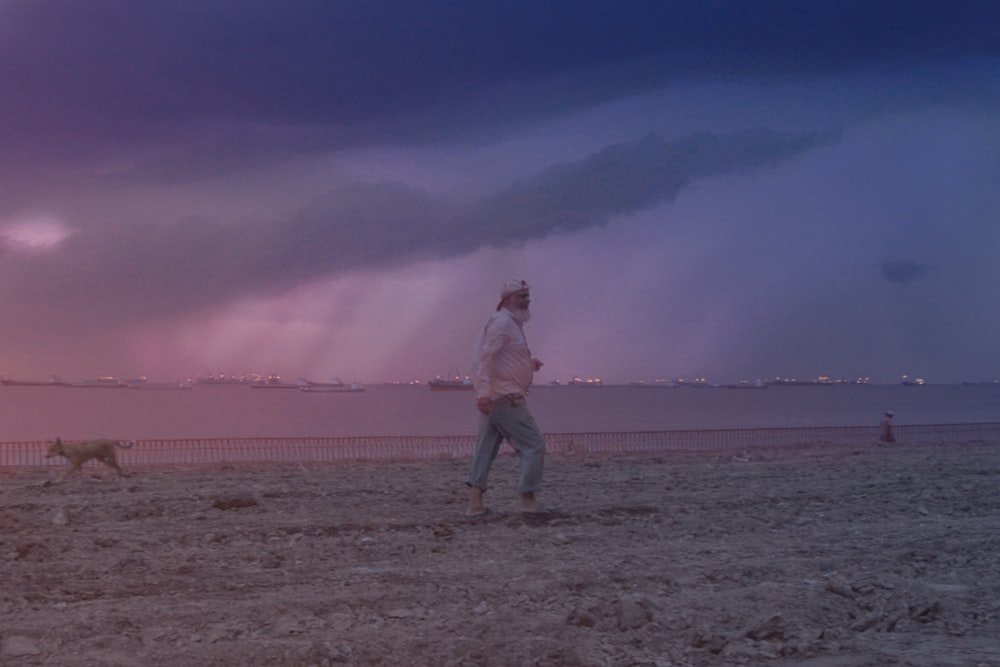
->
[2,440,999,666]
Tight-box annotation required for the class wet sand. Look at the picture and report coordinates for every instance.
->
[2,440,999,666]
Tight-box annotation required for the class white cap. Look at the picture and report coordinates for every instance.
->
[497,279,530,310]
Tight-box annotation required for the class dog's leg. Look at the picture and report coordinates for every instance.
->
[59,464,80,482]
[100,451,127,478]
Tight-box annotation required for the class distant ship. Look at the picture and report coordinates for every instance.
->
[428,376,474,391]
[428,367,475,391]
[299,382,365,393]
[725,379,769,390]
[127,378,193,390]
[676,377,710,388]
[773,376,850,386]
[629,379,677,388]
[249,374,299,389]
[297,377,344,389]
[197,374,251,385]
[1,375,68,387]
[67,377,129,389]
[569,377,604,388]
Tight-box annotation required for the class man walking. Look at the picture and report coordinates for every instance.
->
[466,279,547,515]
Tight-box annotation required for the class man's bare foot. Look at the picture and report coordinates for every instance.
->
[521,492,558,514]
[521,491,539,513]
[466,486,486,516]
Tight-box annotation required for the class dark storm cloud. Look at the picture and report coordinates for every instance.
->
[1,0,996,172]
[0,129,831,330]
[478,130,837,242]
[880,260,931,285]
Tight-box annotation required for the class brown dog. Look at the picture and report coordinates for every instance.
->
[45,437,136,480]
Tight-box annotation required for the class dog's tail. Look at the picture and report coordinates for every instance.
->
[117,440,137,449]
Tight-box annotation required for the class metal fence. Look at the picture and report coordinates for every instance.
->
[4,423,1000,469]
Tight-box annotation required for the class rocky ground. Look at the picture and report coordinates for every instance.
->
[2,439,1000,666]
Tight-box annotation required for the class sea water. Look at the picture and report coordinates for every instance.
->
[1,383,998,442]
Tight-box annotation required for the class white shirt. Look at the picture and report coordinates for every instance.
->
[470,308,534,400]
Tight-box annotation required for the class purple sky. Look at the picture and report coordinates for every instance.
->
[1,1,998,385]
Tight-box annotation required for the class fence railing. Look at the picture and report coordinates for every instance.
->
[5,423,1000,468]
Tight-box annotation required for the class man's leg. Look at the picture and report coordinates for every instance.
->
[490,396,546,510]
[466,413,503,515]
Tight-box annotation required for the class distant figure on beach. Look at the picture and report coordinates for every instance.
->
[879,411,896,443]
[465,279,547,516]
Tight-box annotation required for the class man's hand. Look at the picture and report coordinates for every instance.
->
[477,397,492,415]
[532,358,543,371]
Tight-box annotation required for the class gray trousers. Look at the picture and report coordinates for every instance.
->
[466,394,546,494]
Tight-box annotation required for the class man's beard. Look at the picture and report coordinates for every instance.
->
[510,307,531,324]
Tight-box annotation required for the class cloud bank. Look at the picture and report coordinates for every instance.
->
[0,130,833,327]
